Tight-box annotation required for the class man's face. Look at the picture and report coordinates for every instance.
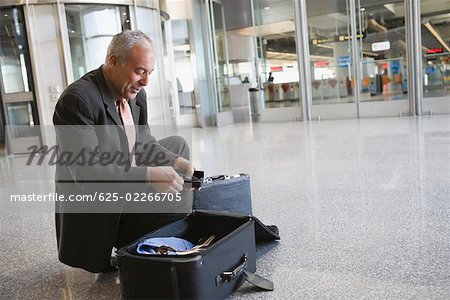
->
[109,41,155,100]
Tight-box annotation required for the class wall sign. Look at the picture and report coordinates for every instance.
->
[371,41,390,52]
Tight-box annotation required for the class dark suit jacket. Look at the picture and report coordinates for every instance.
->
[53,66,178,272]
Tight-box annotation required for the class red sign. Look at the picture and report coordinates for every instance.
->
[314,61,329,67]
[270,66,282,72]
[426,48,443,54]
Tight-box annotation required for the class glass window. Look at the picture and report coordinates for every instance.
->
[135,6,168,123]
[161,0,206,125]
[172,19,196,114]
[65,5,131,81]
[307,0,408,109]
[420,0,450,98]
[254,0,300,108]
[210,1,231,113]
[6,101,39,138]
[0,6,39,142]
[307,1,355,105]
[357,1,408,102]
[0,7,32,94]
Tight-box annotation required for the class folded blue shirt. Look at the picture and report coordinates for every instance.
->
[136,237,195,255]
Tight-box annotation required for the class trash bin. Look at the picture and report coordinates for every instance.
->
[249,88,263,119]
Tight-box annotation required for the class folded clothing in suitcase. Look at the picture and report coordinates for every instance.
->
[114,210,273,299]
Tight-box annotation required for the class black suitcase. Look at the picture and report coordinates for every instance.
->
[193,174,252,215]
[114,210,273,299]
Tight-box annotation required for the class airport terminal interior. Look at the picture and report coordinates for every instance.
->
[1,0,449,299]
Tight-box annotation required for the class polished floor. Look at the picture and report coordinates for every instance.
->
[1,115,450,299]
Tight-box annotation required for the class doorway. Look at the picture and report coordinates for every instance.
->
[207,0,233,126]
[0,6,41,154]
[307,0,410,119]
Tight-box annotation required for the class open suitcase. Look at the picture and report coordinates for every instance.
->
[114,172,279,299]
[193,174,252,215]
[114,210,274,299]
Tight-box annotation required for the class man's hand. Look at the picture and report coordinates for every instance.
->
[173,157,195,177]
[148,166,184,193]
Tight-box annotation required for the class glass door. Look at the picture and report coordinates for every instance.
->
[208,0,233,126]
[357,0,409,117]
[307,0,358,119]
[307,0,410,119]
[420,0,450,114]
[0,6,41,154]
[253,0,302,122]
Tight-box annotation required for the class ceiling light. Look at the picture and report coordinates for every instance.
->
[264,6,270,10]
[424,22,450,52]
[360,8,365,12]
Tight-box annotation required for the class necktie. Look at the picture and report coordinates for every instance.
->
[118,98,136,166]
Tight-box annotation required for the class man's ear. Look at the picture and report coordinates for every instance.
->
[108,54,119,67]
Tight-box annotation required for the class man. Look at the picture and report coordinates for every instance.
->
[53,30,194,273]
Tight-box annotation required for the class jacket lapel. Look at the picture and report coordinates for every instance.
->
[94,67,122,126]
[105,100,122,126]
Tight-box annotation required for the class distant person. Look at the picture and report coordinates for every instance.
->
[268,72,274,83]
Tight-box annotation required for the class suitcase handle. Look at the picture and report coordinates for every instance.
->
[216,254,247,286]
[205,174,230,183]
[204,173,248,183]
